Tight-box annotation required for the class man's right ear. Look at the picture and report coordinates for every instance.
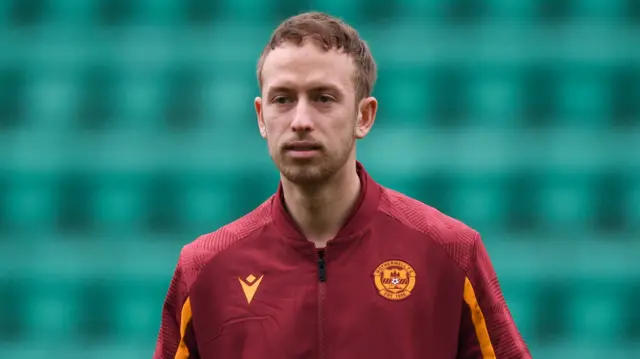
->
[254,97,267,139]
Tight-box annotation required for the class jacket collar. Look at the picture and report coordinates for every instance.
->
[271,161,381,242]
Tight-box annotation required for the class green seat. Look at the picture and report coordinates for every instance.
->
[518,65,560,127]
[467,68,520,128]
[556,68,609,128]
[538,173,592,232]
[220,0,271,24]
[0,1,9,25]
[504,172,543,232]
[629,177,640,233]
[112,279,166,343]
[51,0,94,27]
[5,176,56,235]
[140,0,182,26]
[93,175,145,235]
[142,173,184,234]
[591,172,628,233]
[180,175,238,232]
[450,175,506,231]
[375,66,430,127]
[309,0,359,23]
[203,70,256,130]
[75,279,117,342]
[483,0,538,21]
[0,63,27,129]
[24,279,81,345]
[501,279,537,346]
[73,64,120,131]
[426,64,471,127]
[572,0,624,20]
[567,281,624,344]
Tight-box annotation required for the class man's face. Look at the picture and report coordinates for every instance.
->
[255,42,376,185]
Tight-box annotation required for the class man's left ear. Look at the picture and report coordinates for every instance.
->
[355,97,378,139]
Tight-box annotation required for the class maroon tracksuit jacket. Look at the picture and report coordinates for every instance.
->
[153,162,531,359]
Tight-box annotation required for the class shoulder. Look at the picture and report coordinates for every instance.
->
[176,197,274,286]
[378,187,480,272]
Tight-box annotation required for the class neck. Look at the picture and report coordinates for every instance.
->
[281,161,361,247]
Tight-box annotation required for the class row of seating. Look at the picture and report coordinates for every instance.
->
[1,68,637,130]
[0,172,638,234]
[0,277,637,344]
[0,0,638,27]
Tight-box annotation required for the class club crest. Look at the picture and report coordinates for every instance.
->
[373,260,416,301]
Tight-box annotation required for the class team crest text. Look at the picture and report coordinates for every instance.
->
[373,260,416,301]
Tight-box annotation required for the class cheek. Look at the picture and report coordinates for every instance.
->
[262,117,286,145]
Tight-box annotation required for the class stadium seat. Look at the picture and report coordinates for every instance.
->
[483,0,537,20]
[567,281,625,344]
[0,279,26,342]
[532,281,570,344]
[4,174,57,235]
[50,0,93,27]
[74,64,120,131]
[112,279,166,343]
[609,63,640,127]
[93,175,145,235]
[450,174,506,230]
[23,279,81,345]
[557,68,610,128]
[375,66,431,127]
[467,67,521,128]
[75,279,117,342]
[180,175,238,232]
[142,173,185,234]
[0,64,27,130]
[628,176,640,233]
[427,64,471,128]
[519,65,560,128]
[537,173,592,233]
[591,172,628,233]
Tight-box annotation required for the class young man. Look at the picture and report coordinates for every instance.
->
[153,12,531,359]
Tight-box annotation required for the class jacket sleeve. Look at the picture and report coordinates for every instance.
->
[153,259,199,359]
[457,234,531,359]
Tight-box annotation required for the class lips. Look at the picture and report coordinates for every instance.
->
[284,141,322,151]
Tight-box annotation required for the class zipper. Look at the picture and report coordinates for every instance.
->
[317,248,327,359]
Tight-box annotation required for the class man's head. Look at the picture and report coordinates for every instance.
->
[254,12,378,185]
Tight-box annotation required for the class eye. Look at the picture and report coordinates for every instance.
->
[316,94,335,103]
[272,96,291,104]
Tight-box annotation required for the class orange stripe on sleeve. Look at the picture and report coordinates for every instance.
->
[463,277,497,359]
[174,297,193,359]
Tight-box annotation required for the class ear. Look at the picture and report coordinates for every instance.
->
[255,96,267,139]
[355,97,378,139]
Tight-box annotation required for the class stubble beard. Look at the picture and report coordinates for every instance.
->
[272,136,355,186]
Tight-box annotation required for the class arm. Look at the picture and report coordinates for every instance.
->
[153,259,199,359]
[457,234,531,359]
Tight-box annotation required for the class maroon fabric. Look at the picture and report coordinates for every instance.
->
[153,162,531,359]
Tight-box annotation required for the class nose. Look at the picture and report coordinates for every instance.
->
[290,100,314,133]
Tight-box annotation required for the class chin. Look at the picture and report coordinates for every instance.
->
[274,157,342,186]
[279,162,329,185]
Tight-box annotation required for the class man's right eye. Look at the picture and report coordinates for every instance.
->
[273,96,290,104]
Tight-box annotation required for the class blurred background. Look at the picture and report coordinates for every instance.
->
[0,0,638,358]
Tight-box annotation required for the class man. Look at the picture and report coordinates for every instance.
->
[153,12,531,359]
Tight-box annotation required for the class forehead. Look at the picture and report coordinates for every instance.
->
[261,43,356,93]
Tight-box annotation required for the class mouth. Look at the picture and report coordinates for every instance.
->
[283,141,322,152]
[283,141,322,159]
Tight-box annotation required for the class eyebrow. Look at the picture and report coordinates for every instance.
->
[267,83,343,97]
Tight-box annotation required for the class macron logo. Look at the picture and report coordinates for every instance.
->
[239,274,264,304]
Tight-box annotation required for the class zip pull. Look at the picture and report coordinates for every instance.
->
[317,249,326,282]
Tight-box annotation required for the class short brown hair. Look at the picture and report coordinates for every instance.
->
[257,12,377,101]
